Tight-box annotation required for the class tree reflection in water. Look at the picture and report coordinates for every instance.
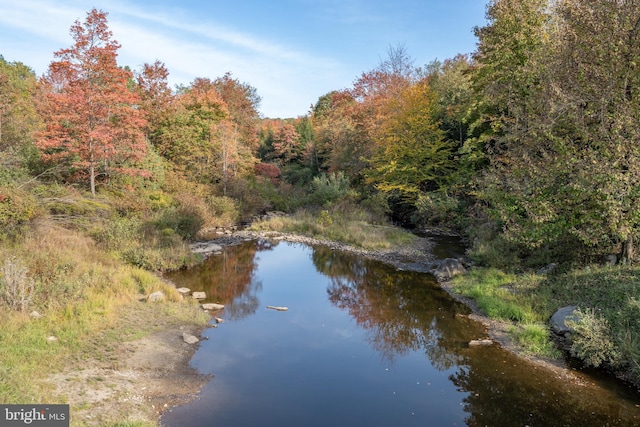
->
[313,245,478,369]
[167,240,278,320]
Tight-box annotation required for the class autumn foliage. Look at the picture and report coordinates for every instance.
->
[37,9,147,196]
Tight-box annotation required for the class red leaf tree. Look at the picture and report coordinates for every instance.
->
[37,8,147,196]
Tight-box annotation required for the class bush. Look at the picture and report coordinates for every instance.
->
[0,257,34,312]
[359,192,391,225]
[206,195,239,227]
[412,192,463,228]
[0,186,40,240]
[307,172,352,206]
[567,308,620,368]
[154,206,203,240]
[95,216,143,251]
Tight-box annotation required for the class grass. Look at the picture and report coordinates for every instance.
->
[0,217,208,421]
[452,268,542,323]
[452,263,640,384]
[249,206,416,250]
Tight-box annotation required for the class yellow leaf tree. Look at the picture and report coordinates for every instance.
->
[366,80,454,200]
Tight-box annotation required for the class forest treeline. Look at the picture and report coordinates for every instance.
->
[5,1,640,268]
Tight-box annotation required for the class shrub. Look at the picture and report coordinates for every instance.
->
[567,308,620,368]
[359,192,391,224]
[0,186,40,240]
[155,206,203,240]
[0,257,34,312]
[412,192,463,228]
[206,195,239,227]
[254,162,281,184]
[95,216,143,251]
[307,172,352,206]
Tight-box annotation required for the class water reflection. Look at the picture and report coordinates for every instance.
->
[163,240,640,427]
[314,246,477,369]
[166,240,271,320]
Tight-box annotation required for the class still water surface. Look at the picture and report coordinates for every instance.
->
[162,240,640,427]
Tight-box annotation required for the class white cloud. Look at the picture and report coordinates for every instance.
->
[0,0,350,117]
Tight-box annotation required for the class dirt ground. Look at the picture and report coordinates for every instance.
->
[46,300,211,426]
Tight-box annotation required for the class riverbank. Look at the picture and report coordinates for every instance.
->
[43,300,210,426]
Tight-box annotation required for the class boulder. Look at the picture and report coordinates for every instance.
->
[182,332,199,344]
[469,339,493,347]
[147,291,165,302]
[537,263,557,275]
[433,258,467,281]
[176,287,191,295]
[202,303,225,311]
[550,305,581,336]
[192,292,206,300]
[190,241,224,256]
[30,311,42,319]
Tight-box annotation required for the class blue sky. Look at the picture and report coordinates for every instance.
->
[0,0,487,118]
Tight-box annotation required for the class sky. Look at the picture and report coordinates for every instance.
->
[0,0,487,118]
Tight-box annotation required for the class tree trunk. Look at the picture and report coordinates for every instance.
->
[90,162,96,197]
[89,138,96,197]
[623,235,634,264]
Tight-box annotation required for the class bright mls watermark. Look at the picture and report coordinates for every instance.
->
[0,405,69,426]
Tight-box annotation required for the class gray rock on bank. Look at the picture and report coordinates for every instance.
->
[550,305,581,337]
[190,241,224,256]
[147,291,165,302]
[202,303,225,311]
[182,332,200,344]
[432,258,467,281]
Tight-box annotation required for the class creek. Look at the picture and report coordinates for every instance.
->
[161,238,640,426]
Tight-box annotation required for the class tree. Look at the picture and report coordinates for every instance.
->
[543,0,640,260]
[213,72,261,151]
[475,0,640,261]
[471,0,550,151]
[37,9,147,196]
[0,58,40,151]
[366,80,453,199]
[155,78,228,182]
[136,60,174,144]
[215,119,254,195]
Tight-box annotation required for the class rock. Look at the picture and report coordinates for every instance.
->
[469,339,493,347]
[202,303,225,311]
[176,287,191,295]
[192,292,206,300]
[190,241,224,256]
[214,317,224,323]
[537,263,558,275]
[147,291,165,302]
[433,258,467,281]
[550,305,581,336]
[182,333,199,344]
[266,305,289,311]
[47,336,58,342]
[30,311,42,319]
[605,254,618,266]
